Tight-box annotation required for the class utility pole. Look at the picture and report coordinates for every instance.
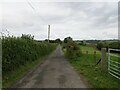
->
[48,25,50,43]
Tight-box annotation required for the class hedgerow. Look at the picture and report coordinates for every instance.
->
[2,34,56,80]
[63,37,81,59]
[96,41,120,51]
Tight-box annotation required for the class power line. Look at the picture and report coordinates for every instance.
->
[26,0,45,21]
[26,0,50,40]
[26,0,35,11]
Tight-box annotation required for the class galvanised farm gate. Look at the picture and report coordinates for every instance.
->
[108,48,120,79]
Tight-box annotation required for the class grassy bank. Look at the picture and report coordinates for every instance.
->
[3,46,57,88]
[3,55,46,88]
[2,35,57,88]
[64,45,120,88]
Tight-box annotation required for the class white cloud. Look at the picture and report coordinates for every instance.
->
[1,2,118,40]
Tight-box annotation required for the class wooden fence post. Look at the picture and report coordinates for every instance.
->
[101,48,107,71]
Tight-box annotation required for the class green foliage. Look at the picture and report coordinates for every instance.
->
[109,41,120,49]
[96,42,104,50]
[44,39,62,44]
[63,37,81,59]
[21,34,34,40]
[69,46,120,88]
[96,42,109,50]
[63,37,73,43]
[96,41,120,51]
[55,38,62,44]
[78,41,86,46]
[66,42,81,59]
[2,35,56,81]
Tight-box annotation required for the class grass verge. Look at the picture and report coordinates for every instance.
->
[64,45,120,89]
[3,54,51,88]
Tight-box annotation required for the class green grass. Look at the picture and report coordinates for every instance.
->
[3,54,50,88]
[67,45,120,89]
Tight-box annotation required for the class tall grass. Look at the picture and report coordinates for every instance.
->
[68,45,120,88]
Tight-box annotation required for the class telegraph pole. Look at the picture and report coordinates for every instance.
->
[48,25,50,43]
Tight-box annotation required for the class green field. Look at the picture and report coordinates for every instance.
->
[68,45,120,88]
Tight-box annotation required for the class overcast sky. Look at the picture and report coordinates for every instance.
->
[1,0,119,40]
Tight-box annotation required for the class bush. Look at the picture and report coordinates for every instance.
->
[97,42,104,50]
[65,41,81,59]
[2,35,56,80]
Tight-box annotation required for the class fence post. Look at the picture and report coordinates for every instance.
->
[94,51,96,64]
[101,48,107,71]
[108,49,110,72]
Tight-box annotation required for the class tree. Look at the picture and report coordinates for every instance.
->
[21,34,34,40]
[55,38,62,43]
[96,42,104,50]
[64,36,73,43]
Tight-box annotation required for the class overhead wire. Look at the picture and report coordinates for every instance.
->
[26,0,36,12]
[26,0,47,40]
[26,0,45,21]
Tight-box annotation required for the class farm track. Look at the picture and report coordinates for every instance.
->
[13,45,88,88]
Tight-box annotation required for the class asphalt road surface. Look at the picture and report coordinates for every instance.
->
[13,45,88,88]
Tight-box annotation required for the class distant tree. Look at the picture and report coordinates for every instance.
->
[96,42,109,50]
[78,41,86,46]
[55,38,61,43]
[44,39,48,42]
[44,39,55,43]
[21,34,34,40]
[96,42,104,50]
[109,41,120,49]
[64,36,73,43]
[64,38,67,43]
[50,40,55,43]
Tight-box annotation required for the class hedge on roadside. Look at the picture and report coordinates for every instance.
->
[63,37,81,59]
[2,34,56,80]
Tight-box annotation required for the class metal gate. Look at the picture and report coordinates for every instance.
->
[108,48,120,79]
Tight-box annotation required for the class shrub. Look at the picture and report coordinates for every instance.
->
[65,41,81,59]
[96,42,109,50]
[96,42,104,50]
[2,35,56,80]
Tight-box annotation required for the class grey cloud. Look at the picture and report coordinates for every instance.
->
[1,2,118,40]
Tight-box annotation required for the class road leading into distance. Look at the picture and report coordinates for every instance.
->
[13,45,88,88]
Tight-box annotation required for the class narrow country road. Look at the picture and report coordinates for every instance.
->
[13,45,88,88]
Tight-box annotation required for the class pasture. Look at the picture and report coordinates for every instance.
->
[68,45,120,88]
